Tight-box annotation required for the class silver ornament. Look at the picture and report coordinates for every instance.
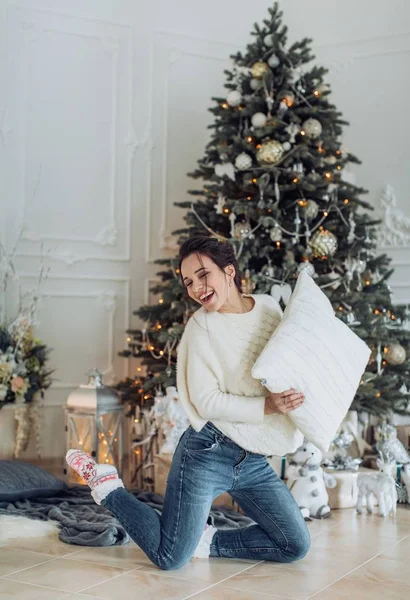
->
[386,343,407,365]
[282,141,291,151]
[297,260,316,276]
[235,152,253,170]
[302,118,323,139]
[268,53,280,68]
[226,90,242,106]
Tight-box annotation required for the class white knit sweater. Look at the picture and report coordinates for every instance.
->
[176,293,303,455]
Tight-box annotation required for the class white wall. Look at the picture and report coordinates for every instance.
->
[1,0,410,459]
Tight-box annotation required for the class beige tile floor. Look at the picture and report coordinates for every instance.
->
[0,507,409,599]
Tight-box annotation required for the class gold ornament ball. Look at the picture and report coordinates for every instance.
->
[251,61,270,79]
[304,200,319,219]
[309,229,338,257]
[256,140,284,165]
[385,343,407,365]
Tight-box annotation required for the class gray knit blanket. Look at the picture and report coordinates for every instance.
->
[0,485,253,547]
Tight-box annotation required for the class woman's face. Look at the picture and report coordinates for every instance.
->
[181,253,235,312]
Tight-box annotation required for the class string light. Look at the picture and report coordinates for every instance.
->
[247,136,253,143]
[337,165,342,171]
[256,144,262,149]
[252,178,257,183]
[276,241,281,248]
[156,324,162,330]
[344,199,349,204]
[126,336,131,342]
[159,299,164,304]
[300,130,306,136]
[246,196,251,200]
[323,211,329,217]
[313,89,320,97]
[293,177,299,184]
[159,350,164,356]
[221,103,228,109]
[137,367,142,372]
[324,172,332,180]
[366,280,371,286]
[175,268,180,274]
[223,207,230,214]
[376,392,381,398]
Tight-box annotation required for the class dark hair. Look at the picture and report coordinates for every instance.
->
[178,234,243,292]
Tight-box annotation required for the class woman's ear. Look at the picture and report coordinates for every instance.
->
[226,264,236,279]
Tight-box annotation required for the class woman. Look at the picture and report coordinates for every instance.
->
[66,234,310,570]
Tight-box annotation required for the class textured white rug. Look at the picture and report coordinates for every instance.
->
[0,514,60,546]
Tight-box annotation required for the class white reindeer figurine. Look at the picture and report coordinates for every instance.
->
[356,458,397,517]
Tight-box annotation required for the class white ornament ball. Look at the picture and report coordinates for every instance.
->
[235,152,253,171]
[264,34,274,47]
[226,90,242,107]
[251,112,267,128]
[250,78,262,91]
[270,225,282,242]
[324,156,337,165]
[386,343,407,365]
[302,118,322,139]
[268,54,280,68]
[297,260,316,277]
[282,141,291,151]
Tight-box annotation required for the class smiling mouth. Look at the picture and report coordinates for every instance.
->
[199,291,215,304]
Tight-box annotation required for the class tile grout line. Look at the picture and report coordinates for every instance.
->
[0,555,61,579]
[74,566,144,594]
[305,534,410,600]
[180,560,268,600]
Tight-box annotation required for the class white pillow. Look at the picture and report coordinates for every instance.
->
[252,271,371,452]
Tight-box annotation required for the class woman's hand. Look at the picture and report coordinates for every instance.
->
[264,388,305,415]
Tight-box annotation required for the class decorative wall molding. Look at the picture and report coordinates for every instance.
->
[376,185,410,249]
[7,5,133,263]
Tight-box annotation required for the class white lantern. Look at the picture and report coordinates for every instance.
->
[64,369,124,483]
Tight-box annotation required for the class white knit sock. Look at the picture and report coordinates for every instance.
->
[65,449,124,505]
[192,525,217,559]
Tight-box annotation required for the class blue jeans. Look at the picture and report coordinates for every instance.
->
[103,422,310,570]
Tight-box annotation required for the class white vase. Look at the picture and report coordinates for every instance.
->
[0,405,17,459]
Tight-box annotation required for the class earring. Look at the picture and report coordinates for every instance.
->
[229,280,233,287]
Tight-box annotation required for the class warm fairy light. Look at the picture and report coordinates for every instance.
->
[126,336,131,342]
[319,225,324,230]
[143,395,149,400]
[323,211,329,217]
[300,130,306,136]
[336,150,341,156]
[391,314,396,320]
[344,199,349,204]
[175,268,180,274]
[159,299,164,304]
[374,309,380,315]
[317,146,324,153]
[283,96,294,107]
[223,208,230,213]
[159,350,164,356]
[293,177,299,184]
[103,440,107,446]
[137,367,142,372]
[256,144,262,149]
[114,438,118,442]
[247,136,253,142]
[222,103,228,109]
[105,459,109,463]
[376,392,381,398]
[366,280,371,286]
[252,178,257,183]
[268,208,272,212]
[134,450,140,455]
[338,306,343,311]
[276,241,281,248]
[246,196,251,200]
[298,200,308,207]
[134,418,139,423]
[313,89,320,97]
[79,440,83,446]
[149,345,155,351]
[238,106,243,111]
[384,346,389,353]
[324,172,332,179]
[156,324,162,329]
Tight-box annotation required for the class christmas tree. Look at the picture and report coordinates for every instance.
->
[116,2,410,423]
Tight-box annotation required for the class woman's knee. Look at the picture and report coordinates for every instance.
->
[156,551,190,571]
[287,528,311,561]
